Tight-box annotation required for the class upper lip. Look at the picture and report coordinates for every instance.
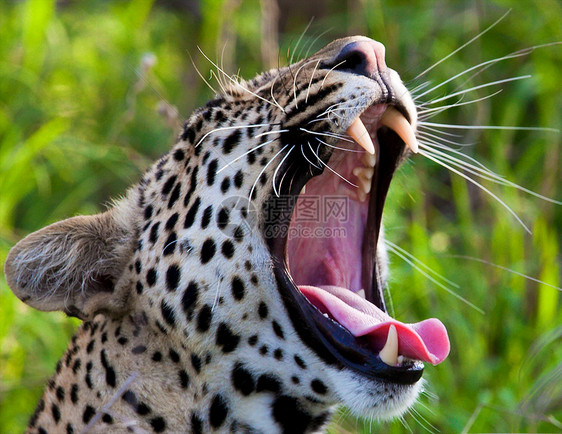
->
[265,102,425,384]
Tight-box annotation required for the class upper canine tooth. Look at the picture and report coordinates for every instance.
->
[362,153,376,167]
[347,118,375,155]
[380,107,418,153]
[379,324,399,366]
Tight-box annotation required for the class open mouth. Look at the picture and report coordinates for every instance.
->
[266,103,450,385]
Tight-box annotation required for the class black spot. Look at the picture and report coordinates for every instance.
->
[118,337,128,345]
[85,362,93,389]
[221,240,234,258]
[102,413,113,424]
[272,321,285,339]
[152,351,162,362]
[70,384,79,404]
[209,394,229,428]
[149,221,160,244]
[201,205,213,229]
[258,302,268,319]
[272,396,313,433]
[162,175,177,195]
[220,177,230,193]
[134,259,142,274]
[231,277,245,301]
[181,125,195,143]
[66,423,75,434]
[51,403,61,423]
[100,349,116,387]
[165,213,179,230]
[291,376,300,384]
[163,232,177,256]
[86,340,94,354]
[166,264,181,291]
[233,226,244,242]
[217,208,229,230]
[169,349,180,363]
[274,348,284,360]
[311,379,328,395]
[29,398,44,428]
[144,205,153,220]
[150,416,166,432]
[256,374,281,393]
[179,370,190,388]
[197,305,213,332]
[71,358,81,374]
[136,281,144,294]
[168,182,181,208]
[161,300,176,327]
[184,197,201,228]
[191,353,202,373]
[173,148,185,161]
[223,130,241,154]
[207,159,218,185]
[182,281,199,320]
[191,413,203,434]
[294,355,307,369]
[82,405,96,424]
[247,151,256,164]
[200,239,216,264]
[231,363,255,396]
[248,335,258,346]
[260,345,268,356]
[216,323,240,353]
[234,170,244,188]
[146,268,157,286]
[132,345,146,354]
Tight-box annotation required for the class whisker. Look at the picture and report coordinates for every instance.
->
[421,75,530,106]
[290,17,314,64]
[217,137,279,174]
[420,144,562,204]
[418,121,559,133]
[447,256,561,291]
[385,242,484,314]
[248,144,290,204]
[301,144,321,169]
[417,130,474,148]
[417,124,464,138]
[414,10,510,80]
[385,240,460,289]
[197,46,285,112]
[418,149,532,234]
[196,123,279,148]
[309,144,357,188]
[315,137,363,153]
[321,60,346,89]
[273,146,295,197]
[305,59,323,104]
[417,90,503,116]
[300,127,354,143]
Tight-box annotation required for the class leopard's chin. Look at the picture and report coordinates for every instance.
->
[264,100,450,390]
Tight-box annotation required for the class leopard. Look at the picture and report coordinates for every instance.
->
[5,36,452,433]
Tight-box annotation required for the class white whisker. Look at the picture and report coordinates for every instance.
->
[422,75,530,106]
[385,242,484,314]
[217,137,279,174]
[196,123,277,148]
[418,121,559,133]
[309,144,357,188]
[414,10,510,80]
[417,90,503,116]
[248,145,290,204]
[301,143,321,169]
[315,137,363,153]
[418,149,532,234]
[273,146,294,197]
[300,127,354,143]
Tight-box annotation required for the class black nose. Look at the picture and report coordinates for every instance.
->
[333,39,387,78]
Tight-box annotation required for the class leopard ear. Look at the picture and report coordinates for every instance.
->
[4,197,138,320]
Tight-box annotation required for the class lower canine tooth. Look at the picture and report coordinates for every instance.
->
[379,325,399,366]
[356,289,366,299]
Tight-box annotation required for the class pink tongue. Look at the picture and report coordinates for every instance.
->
[299,285,450,365]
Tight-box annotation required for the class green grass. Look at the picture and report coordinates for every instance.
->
[0,0,560,432]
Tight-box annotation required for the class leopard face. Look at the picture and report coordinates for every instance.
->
[5,36,449,433]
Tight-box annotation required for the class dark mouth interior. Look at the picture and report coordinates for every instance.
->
[266,105,427,384]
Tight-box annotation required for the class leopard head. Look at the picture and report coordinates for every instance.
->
[5,36,449,430]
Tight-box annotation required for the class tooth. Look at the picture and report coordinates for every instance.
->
[352,167,373,180]
[300,185,306,195]
[356,289,366,299]
[347,118,375,155]
[379,325,399,366]
[362,153,376,167]
[357,190,367,202]
[380,107,418,153]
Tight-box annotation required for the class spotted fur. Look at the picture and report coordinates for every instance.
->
[6,36,422,433]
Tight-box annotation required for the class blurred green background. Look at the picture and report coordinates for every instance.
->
[0,0,560,432]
